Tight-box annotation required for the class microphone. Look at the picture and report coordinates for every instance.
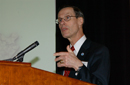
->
[13,41,39,60]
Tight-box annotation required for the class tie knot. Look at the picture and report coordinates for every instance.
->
[71,46,75,51]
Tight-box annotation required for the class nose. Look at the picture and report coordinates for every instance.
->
[60,18,65,24]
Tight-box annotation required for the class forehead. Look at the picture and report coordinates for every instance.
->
[58,7,75,17]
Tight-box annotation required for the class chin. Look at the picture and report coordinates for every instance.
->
[61,33,70,39]
[62,34,68,38]
[63,35,70,39]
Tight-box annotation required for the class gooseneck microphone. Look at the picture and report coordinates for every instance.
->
[12,41,39,60]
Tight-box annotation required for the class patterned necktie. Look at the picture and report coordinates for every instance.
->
[64,46,75,77]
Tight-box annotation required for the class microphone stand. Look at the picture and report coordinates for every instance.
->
[3,54,24,62]
[15,54,24,62]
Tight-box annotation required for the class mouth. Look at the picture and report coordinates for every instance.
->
[61,27,68,32]
[60,26,69,38]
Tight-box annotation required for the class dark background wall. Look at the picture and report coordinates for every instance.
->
[56,0,129,85]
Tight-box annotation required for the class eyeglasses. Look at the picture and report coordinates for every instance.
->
[56,15,77,24]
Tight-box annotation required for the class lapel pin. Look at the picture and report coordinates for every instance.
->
[81,52,84,56]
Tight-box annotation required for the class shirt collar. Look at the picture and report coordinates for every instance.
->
[70,35,87,55]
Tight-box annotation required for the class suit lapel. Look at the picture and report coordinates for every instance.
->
[77,39,91,61]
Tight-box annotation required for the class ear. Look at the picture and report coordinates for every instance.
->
[78,17,84,26]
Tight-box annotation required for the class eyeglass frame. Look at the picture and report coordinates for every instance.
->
[56,15,78,24]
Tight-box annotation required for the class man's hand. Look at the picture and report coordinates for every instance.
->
[54,45,83,71]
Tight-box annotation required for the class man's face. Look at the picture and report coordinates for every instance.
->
[58,7,80,39]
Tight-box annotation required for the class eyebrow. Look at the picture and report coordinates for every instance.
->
[58,13,72,18]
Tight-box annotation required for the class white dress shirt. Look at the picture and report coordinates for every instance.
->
[70,35,87,76]
[63,35,87,76]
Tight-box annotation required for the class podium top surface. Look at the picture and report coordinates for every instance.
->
[0,60,31,67]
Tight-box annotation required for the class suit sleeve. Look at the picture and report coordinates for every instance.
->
[76,46,110,85]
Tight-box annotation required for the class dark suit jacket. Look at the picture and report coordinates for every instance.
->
[56,39,110,85]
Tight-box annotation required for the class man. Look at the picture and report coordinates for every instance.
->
[54,6,110,85]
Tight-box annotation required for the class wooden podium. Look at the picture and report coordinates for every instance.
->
[0,61,95,85]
